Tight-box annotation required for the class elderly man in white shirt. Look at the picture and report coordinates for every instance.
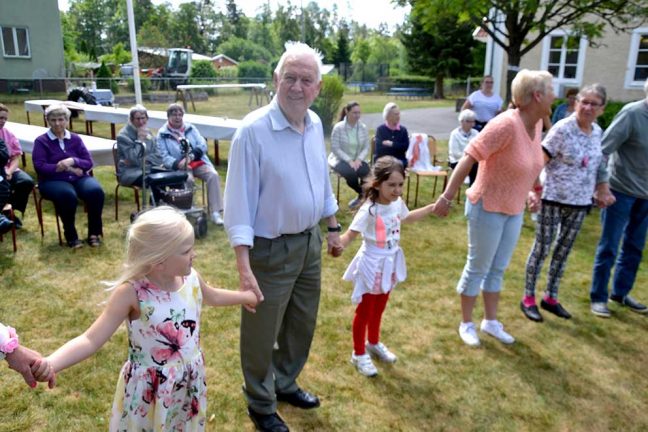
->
[224,42,342,432]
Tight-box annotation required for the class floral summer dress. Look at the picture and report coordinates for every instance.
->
[110,269,207,432]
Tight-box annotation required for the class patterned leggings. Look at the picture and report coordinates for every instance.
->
[524,202,587,300]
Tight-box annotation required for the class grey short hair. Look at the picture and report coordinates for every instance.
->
[166,103,184,118]
[382,102,399,121]
[274,41,323,82]
[129,104,148,122]
[458,109,476,122]
[45,103,71,120]
[578,84,607,106]
[511,69,554,108]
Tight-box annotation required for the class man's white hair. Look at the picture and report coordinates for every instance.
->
[274,41,323,81]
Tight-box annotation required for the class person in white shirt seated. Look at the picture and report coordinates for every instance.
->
[448,109,479,185]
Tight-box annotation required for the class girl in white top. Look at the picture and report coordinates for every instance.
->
[339,156,436,377]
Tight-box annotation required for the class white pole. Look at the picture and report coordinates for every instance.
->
[126,0,142,105]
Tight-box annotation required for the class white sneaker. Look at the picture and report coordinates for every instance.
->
[458,322,480,346]
[366,342,397,363]
[211,212,224,225]
[351,352,378,377]
[480,319,515,344]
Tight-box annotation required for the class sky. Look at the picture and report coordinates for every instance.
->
[57,0,411,32]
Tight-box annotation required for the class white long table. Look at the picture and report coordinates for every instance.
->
[7,121,115,167]
[24,100,241,164]
[176,83,270,111]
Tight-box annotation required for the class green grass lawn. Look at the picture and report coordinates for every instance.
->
[1,91,647,431]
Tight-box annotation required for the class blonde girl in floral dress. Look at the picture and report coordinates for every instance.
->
[34,206,259,431]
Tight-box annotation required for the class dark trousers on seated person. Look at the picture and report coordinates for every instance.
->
[241,226,322,415]
[9,170,35,214]
[39,177,104,243]
[333,161,370,196]
[449,161,479,186]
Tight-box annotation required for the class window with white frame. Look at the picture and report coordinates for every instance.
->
[625,27,648,88]
[546,34,580,79]
[1,26,30,58]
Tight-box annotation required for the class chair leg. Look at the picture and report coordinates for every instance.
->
[54,209,63,246]
[336,174,341,203]
[414,175,421,207]
[406,175,411,206]
[134,188,140,212]
[33,189,45,240]
[115,184,120,221]
[1,205,17,252]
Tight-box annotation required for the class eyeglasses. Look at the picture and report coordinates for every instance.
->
[578,100,603,108]
[483,81,494,84]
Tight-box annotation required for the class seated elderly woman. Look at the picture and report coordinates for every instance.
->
[328,101,370,209]
[374,102,409,169]
[157,103,224,225]
[32,104,105,248]
[0,103,35,228]
[448,109,479,186]
[116,105,184,204]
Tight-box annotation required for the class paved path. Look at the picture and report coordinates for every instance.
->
[362,106,458,140]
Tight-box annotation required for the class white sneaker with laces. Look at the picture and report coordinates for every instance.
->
[480,319,515,344]
[351,352,378,377]
[459,322,480,346]
[211,212,224,225]
[366,342,397,363]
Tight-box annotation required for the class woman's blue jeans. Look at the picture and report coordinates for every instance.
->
[456,199,524,297]
[590,189,648,303]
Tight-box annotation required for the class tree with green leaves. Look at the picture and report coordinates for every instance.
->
[249,3,278,57]
[401,9,478,98]
[334,21,352,78]
[67,0,109,59]
[170,2,207,54]
[217,37,272,64]
[400,0,648,101]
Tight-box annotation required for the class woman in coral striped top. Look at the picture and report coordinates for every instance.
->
[434,70,555,347]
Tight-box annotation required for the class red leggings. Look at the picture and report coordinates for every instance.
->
[353,292,391,355]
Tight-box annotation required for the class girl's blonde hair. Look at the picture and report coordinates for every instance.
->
[109,206,194,289]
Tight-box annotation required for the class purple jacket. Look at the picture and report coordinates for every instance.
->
[32,131,94,182]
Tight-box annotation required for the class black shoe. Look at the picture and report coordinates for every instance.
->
[610,295,648,314]
[87,235,102,247]
[520,301,543,322]
[276,388,320,409]
[540,299,572,319]
[247,408,290,432]
[0,216,14,235]
[67,239,83,249]
[13,216,22,229]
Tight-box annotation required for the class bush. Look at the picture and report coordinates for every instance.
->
[127,77,151,94]
[190,60,217,79]
[311,75,345,136]
[237,61,270,80]
[598,100,626,130]
[96,61,112,89]
[96,61,119,95]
